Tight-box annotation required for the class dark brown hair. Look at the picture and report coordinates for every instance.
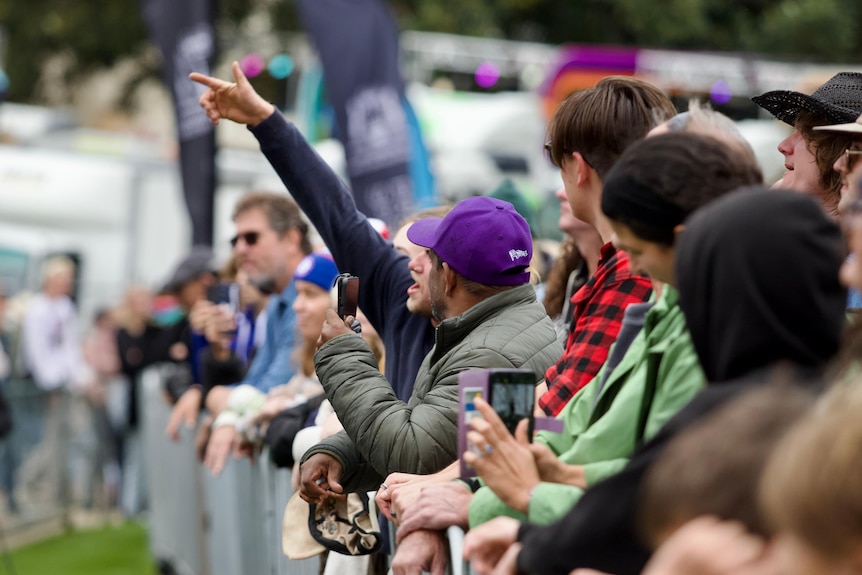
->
[545,76,677,179]
[797,110,858,215]
[542,236,585,318]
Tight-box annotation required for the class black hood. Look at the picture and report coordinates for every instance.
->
[675,188,846,383]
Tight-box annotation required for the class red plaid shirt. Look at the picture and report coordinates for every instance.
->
[539,243,652,416]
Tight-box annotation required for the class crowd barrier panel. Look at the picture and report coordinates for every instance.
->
[140,365,318,575]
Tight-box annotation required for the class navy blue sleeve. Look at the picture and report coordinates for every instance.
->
[249,112,412,335]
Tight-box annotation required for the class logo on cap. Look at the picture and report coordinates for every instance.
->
[509,249,529,262]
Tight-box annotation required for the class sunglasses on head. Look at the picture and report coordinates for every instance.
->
[230,231,260,248]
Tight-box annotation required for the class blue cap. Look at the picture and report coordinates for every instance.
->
[294,254,339,292]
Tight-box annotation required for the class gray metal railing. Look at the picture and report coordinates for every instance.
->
[140,365,319,575]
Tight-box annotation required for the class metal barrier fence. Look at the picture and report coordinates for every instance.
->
[141,365,319,575]
[0,377,119,544]
[141,363,487,575]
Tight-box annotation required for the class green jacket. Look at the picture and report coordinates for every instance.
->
[469,285,704,526]
[303,284,562,493]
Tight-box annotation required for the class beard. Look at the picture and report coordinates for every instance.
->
[430,294,447,323]
[250,274,279,296]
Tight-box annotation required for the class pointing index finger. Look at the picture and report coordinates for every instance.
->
[189,72,228,89]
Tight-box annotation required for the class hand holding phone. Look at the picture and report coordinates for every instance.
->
[336,273,361,334]
[458,369,536,478]
[206,282,239,337]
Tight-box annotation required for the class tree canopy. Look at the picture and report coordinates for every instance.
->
[0,0,859,104]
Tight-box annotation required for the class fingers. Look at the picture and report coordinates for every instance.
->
[205,440,229,476]
[188,71,226,90]
[376,485,395,522]
[514,418,530,445]
[491,543,522,575]
[231,60,250,89]
[472,397,510,442]
[185,405,198,429]
[165,410,181,441]
[326,466,344,495]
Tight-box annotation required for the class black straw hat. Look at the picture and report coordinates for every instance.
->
[752,72,862,127]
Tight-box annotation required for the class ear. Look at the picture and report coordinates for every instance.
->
[283,227,302,249]
[572,152,591,187]
[672,223,686,243]
[442,262,458,297]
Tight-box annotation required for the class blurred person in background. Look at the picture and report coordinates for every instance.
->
[759,381,862,575]
[0,287,15,513]
[172,192,310,475]
[191,255,268,460]
[21,256,83,393]
[203,252,335,475]
[157,245,217,404]
[77,308,122,508]
[113,285,161,516]
[18,256,84,505]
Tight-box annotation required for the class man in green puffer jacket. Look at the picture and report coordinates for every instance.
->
[298,196,562,501]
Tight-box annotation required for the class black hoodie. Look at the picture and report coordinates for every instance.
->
[515,189,846,575]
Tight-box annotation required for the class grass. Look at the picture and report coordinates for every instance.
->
[3,522,158,575]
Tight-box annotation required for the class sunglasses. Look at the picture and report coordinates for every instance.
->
[230,231,260,248]
[845,148,862,173]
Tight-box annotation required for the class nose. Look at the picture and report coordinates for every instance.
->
[555,187,566,201]
[408,253,423,274]
[777,131,798,157]
[835,153,847,175]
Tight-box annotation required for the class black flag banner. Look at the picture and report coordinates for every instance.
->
[141,0,216,246]
[295,0,419,227]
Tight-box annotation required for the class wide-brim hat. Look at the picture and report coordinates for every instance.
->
[752,72,862,127]
[813,112,862,135]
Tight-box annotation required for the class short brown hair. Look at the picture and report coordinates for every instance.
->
[761,380,862,558]
[639,383,814,549]
[546,76,677,179]
[797,110,858,215]
[233,191,312,255]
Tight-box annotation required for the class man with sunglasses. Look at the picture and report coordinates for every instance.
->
[813,113,862,214]
[166,192,312,475]
[814,114,862,289]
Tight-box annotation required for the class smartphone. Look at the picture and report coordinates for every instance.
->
[458,368,536,478]
[336,273,359,319]
[206,282,239,313]
[488,369,535,438]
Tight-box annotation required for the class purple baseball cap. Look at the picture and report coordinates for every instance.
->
[407,196,532,286]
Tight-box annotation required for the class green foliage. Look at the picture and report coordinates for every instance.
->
[0,0,149,102]
[0,0,859,104]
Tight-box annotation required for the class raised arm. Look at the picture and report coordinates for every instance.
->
[191,63,411,334]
